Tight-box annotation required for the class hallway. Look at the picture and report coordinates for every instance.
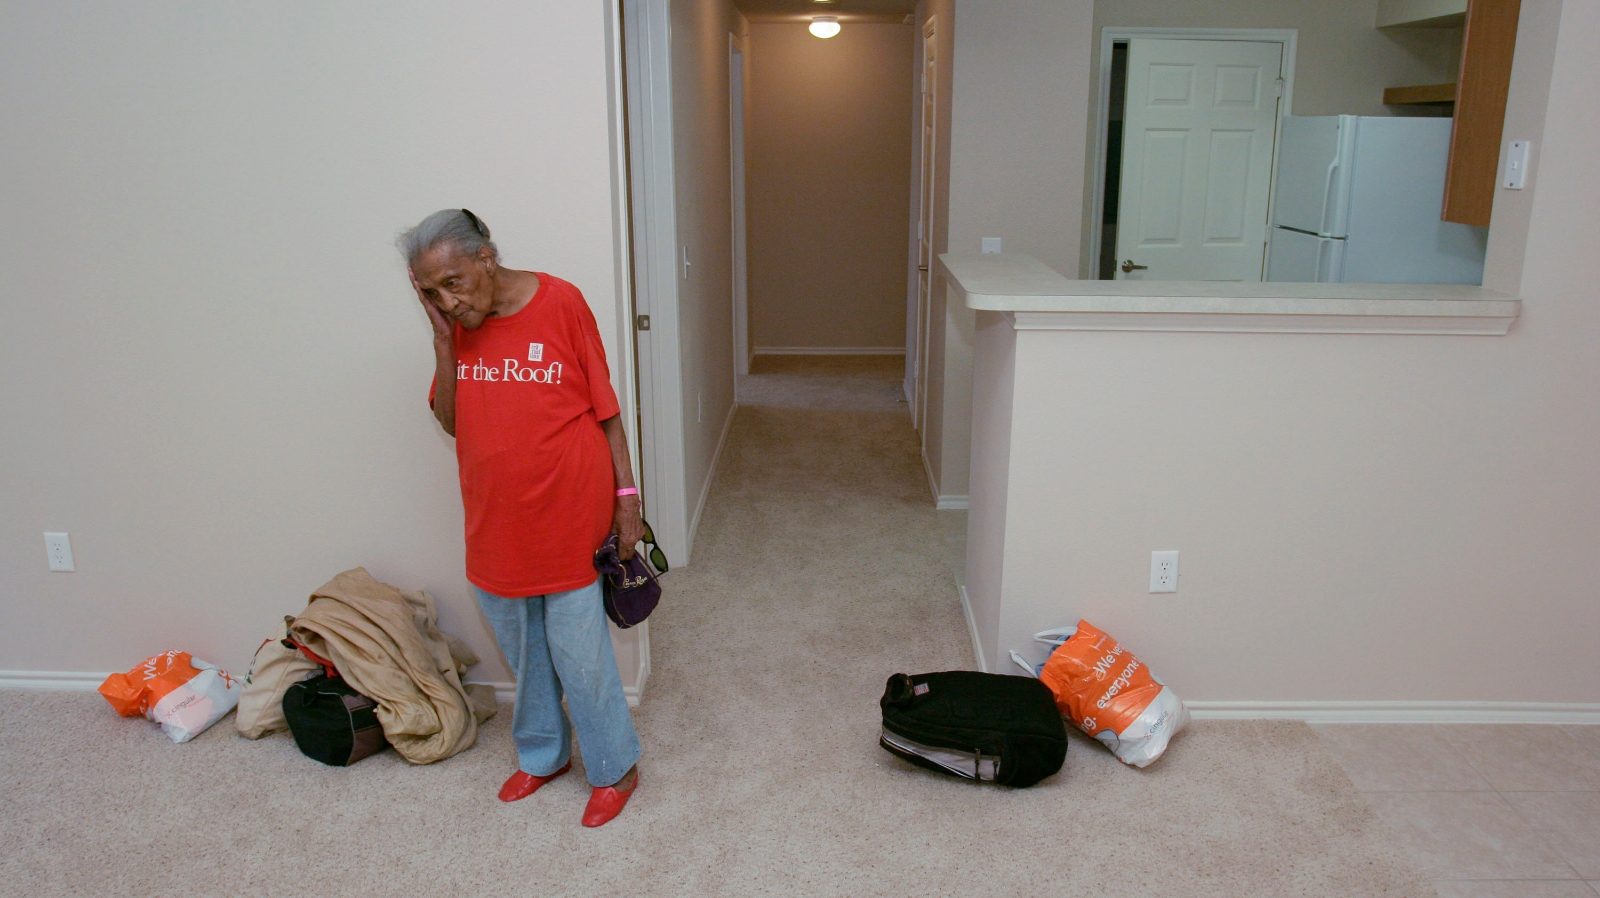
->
[624,355,1432,895]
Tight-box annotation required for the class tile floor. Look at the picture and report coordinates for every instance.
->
[1311,723,1600,897]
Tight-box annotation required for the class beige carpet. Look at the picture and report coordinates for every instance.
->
[0,355,1434,897]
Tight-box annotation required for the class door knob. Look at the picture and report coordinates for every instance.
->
[1120,259,1149,273]
[917,265,929,272]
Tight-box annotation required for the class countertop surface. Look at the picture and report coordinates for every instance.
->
[938,253,1520,328]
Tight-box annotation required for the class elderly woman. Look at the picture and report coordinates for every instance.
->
[399,208,641,827]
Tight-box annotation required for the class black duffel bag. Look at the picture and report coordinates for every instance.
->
[879,670,1066,787]
[283,673,389,767]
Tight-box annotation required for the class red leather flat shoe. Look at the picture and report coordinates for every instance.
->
[498,762,571,802]
[581,770,638,827]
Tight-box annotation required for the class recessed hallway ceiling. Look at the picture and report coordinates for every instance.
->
[732,0,916,24]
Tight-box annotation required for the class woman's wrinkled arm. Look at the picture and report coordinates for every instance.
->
[601,414,644,558]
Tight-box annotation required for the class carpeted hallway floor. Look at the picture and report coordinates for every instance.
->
[0,355,1435,897]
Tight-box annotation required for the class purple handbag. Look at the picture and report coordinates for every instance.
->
[593,531,664,629]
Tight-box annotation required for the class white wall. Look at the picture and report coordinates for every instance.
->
[923,0,1095,504]
[0,3,638,688]
[745,22,914,352]
[969,0,1600,706]
[669,0,743,545]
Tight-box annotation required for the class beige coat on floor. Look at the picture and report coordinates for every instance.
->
[288,567,496,764]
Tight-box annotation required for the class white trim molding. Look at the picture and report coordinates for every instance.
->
[0,669,646,710]
[8,672,1591,721]
[484,676,645,710]
[689,401,740,550]
[922,442,968,509]
[623,0,692,577]
[0,670,108,691]
[956,586,987,673]
[1190,701,1600,724]
[752,346,907,356]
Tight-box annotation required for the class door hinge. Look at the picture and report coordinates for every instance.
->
[636,314,651,332]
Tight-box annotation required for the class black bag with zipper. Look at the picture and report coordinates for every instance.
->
[283,673,389,767]
[879,670,1066,787]
[280,639,389,767]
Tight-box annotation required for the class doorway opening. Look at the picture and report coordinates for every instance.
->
[1090,29,1297,282]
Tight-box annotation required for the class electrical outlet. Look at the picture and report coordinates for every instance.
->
[1149,550,1178,593]
[981,236,1002,254]
[45,531,75,572]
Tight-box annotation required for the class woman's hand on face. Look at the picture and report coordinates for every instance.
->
[410,268,453,344]
[613,498,644,560]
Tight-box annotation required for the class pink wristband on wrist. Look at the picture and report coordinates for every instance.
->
[616,487,640,498]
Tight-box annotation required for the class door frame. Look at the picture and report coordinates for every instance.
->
[908,14,938,430]
[1088,27,1298,279]
[729,33,751,382]
[620,0,692,577]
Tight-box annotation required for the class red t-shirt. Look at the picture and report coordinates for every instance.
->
[430,273,621,596]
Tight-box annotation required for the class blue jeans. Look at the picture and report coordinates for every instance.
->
[473,579,641,787]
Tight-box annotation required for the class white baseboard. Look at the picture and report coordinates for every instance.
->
[920,446,940,501]
[1187,701,1600,724]
[919,445,968,510]
[0,670,646,710]
[479,680,644,709]
[6,671,1593,721]
[0,670,107,691]
[752,346,907,356]
[957,585,987,673]
[688,401,739,557]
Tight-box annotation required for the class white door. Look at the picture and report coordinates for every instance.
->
[913,18,937,431]
[1115,38,1283,281]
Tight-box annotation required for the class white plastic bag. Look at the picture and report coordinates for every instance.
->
[1011,621,1188,768]
[98,651,243,743]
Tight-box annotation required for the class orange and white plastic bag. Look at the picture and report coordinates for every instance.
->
[1013,620,1187,767]
[98,650,242,743]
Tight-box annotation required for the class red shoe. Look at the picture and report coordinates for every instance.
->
[498,762,571,802]
[581,769,638,827]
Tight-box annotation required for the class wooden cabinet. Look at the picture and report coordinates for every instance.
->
[1442,0,1520,226]
[1381,0,1521,227]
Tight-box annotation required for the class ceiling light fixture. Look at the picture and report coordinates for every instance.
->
[809,16,841,39]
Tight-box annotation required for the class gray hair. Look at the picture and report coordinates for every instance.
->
[397,208,498,265]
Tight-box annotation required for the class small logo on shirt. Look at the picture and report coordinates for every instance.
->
[528,342,544,362]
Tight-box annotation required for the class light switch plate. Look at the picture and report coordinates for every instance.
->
[1503,139,1531,190]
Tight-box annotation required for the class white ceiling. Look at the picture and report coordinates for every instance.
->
[732,0,916,25]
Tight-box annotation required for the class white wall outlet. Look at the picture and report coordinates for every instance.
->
[981,236,1002,254]
[1149,550,1178,593]
[45,531,75,572]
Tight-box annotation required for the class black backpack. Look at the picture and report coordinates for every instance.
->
[879,670,1066,787]
[283,673,390,767]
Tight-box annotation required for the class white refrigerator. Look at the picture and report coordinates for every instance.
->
[1265,115,1487,284]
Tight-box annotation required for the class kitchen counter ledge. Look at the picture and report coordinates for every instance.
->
[940,253,1520,335]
